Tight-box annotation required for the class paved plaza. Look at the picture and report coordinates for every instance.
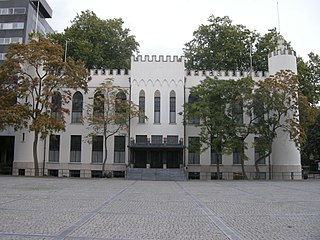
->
[0,177,319,240]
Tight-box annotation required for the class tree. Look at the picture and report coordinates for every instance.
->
[252,70,300,176]
[184,15,256,71]
[184,16,289,72]
[50,10,139,70]
[86,79,141,175]
[0,37,88,176]
[184,77,254,179]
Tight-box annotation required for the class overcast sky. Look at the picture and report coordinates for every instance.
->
[46,0,319,60]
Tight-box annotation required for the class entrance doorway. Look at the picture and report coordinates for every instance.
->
[167,150,181,168]
[0,136,15,175]
[151,151,162,168]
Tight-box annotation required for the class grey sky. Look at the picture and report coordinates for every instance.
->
[46,0,319,60]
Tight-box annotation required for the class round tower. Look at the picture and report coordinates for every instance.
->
[267,36,301,179]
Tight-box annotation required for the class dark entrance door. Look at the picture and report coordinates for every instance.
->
[134,150,147,168]
[167,150,181,168]
[0,136,15,175]
[151,151,162,168]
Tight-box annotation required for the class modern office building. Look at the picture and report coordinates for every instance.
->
[11,40,302,180]
[0,0,53,63]
[0,0,53,174]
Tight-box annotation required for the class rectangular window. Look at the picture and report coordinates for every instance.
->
[233,101,243,124]
[70,135,81,162]
[0,8,26,15]
[0,37,23,44]
[136,135,148,144]
[139,96,145,123]
[211,151,222,164]
[92,136,103,163]
[151,135,162,144]
[167,135,179,145]
[154,96,160,123]
[49,135,60,162]
[188,137,200,164]
[169,96,176,123]
[0,22,24,30]
[254,137,266,164]
[0,53,6,60]
[114,136,125,163]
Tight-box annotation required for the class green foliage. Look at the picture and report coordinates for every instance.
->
[184,16,289,72]
[184,70,300,176]
[49,10,139,70]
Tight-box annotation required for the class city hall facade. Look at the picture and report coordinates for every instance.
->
[6,42,302,180]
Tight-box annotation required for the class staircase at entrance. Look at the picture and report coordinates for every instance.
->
[126,168,186,181]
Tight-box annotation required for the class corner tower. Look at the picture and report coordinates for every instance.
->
[267,36,301,179]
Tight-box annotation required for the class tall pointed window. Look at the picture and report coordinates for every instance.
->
[51,92,62,120]
[93,92,104,119]
[71,91,83,123]
[139,90,145,123]
[115,90,127,115]
[154,90,160,123]
[169,90,176,123]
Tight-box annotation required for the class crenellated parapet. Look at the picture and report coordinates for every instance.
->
[132,55,184,62]
[185,70,268,78]
[90,69,130,76]
[268,48,296,58]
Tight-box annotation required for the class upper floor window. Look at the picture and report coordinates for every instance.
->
[0,37,23,44]
[188,94,200,124]
[0,8,26,15]
[93,92,104,119]
[71,91,83,123]
[232,100,243,124]
[154,90,160,123]
[139,90,145,123]
[51,92,62,120]
[115,90,127,115]
[0,22,24,30]
[169,90,176,123]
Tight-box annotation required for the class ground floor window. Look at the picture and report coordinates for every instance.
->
[70,135,81,162]
[92,135,103,163]
[188,172,200,180]
[48,169,59,177]
[49,135,60,162]
[188,137,200,164]
[69,170,80,177]
[114,136,125,163]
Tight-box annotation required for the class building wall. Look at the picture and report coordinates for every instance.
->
[11,43,302,179]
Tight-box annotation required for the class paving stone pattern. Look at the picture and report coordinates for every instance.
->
[0,177,319,240]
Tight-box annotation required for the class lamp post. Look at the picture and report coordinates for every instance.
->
[64,40,68,62]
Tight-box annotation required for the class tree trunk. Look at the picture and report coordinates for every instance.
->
[33,131,40,176]
[216,155,221,179]
[102,135,108,176]
[241,157,248,180]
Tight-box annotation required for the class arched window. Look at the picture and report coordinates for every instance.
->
[93,92,104,119]
[115,90,127,115]
[169,90,176,123]
[154,90,160,123]
[71,91,83,123]
[51,92,62,120]
[139,90,145,123]
[188,94,200,124]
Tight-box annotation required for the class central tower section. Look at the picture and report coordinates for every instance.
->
[129,55,185,169]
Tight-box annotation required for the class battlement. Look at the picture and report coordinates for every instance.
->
[90,69,130,76]
[268,48,296,58]
[185,70,268,78]
[132,55,184,62]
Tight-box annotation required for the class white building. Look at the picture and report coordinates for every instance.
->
[9,41,301,180]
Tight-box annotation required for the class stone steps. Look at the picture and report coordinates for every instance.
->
[126,168,186,181]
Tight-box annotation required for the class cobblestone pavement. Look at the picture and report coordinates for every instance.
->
[0,177,319,240]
